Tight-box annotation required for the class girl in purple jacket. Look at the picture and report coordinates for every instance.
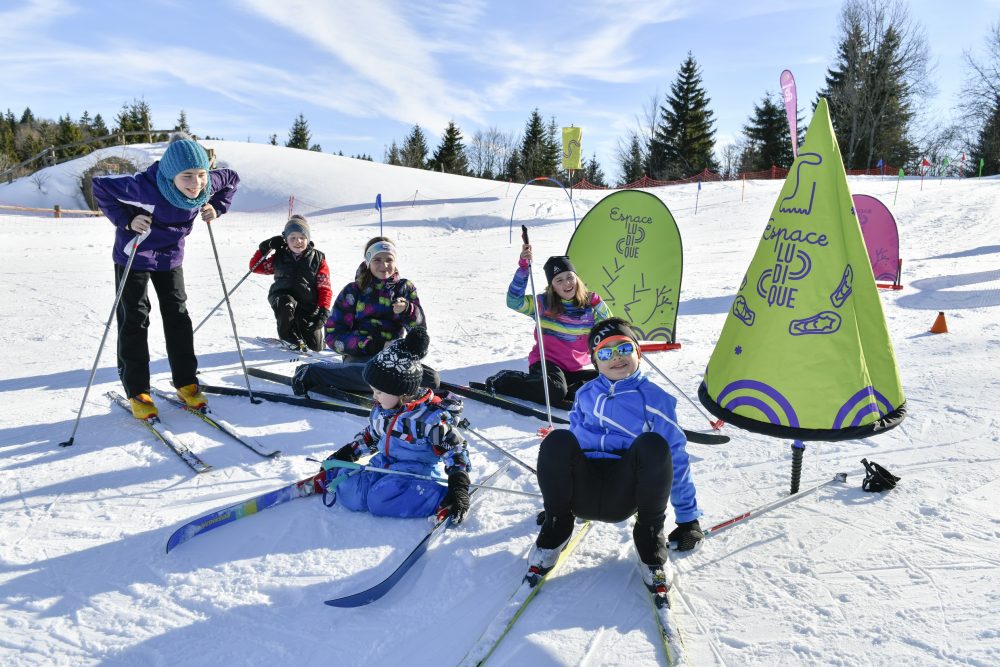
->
[92,133,239,419]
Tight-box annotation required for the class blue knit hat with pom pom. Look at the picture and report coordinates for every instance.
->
[156,132,212,209]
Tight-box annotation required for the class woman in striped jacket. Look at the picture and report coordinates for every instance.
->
[485,244,611,406]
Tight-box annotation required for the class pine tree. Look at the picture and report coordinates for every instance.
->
[971,101,1000,176]
[516,109,552,181]
[545,116,562,179]
[55,114,84,158]
[92,113,109,137]
[428,121,469,175]
[286,113,311,149]
[175,110,191,133]
[385,140,402,165]
[129,99,153,142]
[817,0,926,169]
[649,52,718,180]
[269,134,278,146]
[618,133,646,184]
[113,102,131,136]
[401,125,429,169]
[0,123,16,165]
[78,111,92,136]
[309,143,322,152]
[741,93,796,172]
[582,153,607,186]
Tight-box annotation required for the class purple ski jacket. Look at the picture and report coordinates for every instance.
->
[92,162,240,271]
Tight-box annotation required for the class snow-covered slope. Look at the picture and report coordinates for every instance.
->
[1,140,998,666]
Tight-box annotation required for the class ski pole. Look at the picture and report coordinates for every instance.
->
[60,229,150,447]
[192,253,268,334]
[520,225,554,435]
[702,472,847,539]
[204,214,259,404]
[641,355,724,430]
[460,420,537,475]
[322,460,542,497]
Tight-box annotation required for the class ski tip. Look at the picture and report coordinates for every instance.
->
[683,429,729,445]
[324,594,377,608]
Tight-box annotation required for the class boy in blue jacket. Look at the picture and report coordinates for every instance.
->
[530,317,704,585]
[92,132,239,419]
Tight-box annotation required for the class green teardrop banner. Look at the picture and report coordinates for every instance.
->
[566,190,682,342]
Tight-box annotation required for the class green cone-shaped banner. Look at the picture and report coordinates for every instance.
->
[566,190,682,342]
[698,99,905,441]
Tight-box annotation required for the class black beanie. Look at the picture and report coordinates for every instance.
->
[543,256,576,284]
[588,317,639,354]
[283,214,310,240]
[362,325,430,396]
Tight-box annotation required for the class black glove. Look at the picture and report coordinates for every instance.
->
[328,443,357,463]
[258,235,284,255]
[309,308,330,331]
[668,520,704,552]
[438,471,471,524]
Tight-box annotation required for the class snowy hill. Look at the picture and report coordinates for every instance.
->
[1,140,998,666]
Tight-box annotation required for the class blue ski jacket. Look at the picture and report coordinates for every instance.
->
[570,370,702,524]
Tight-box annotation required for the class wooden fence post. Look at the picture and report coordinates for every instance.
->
[54,204,61,218]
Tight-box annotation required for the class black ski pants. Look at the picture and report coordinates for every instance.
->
[269,293,324,352]
[293,358,441,395]
[536,429,673,564]
[491,361,597,405]
[114,264,198,398]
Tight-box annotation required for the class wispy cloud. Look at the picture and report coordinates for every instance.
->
[0,0,72,40]
[241,0,488,130]
[461,3,691,106]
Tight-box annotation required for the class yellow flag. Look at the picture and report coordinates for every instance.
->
[562,127,582,170]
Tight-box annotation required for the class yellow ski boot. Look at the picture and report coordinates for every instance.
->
[176,383,208,411]
[129,393,159,420]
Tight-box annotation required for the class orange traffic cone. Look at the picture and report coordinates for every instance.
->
[930,311,949,334]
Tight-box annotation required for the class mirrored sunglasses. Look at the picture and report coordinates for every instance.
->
[595,342,635,361]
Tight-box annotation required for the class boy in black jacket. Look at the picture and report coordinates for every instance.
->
[250,215,332,351]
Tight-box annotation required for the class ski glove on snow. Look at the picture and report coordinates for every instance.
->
[668,520,704,552]
[259,235,284,254]
[861,458,900,492]
[437,471,471,524]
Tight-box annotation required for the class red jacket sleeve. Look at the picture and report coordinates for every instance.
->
[250,249,275,274]
[316,258,333,310]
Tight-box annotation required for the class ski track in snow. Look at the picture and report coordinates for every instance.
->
[0,142,998,666]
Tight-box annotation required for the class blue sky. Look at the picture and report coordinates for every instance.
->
[2,0,997,180]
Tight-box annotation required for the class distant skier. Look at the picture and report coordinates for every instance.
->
[249,214,332,352]
[92,132,239,419]
[322,325,471,520]
[528,317,704,589]
[484,243,611,406]
[292,236,438,394]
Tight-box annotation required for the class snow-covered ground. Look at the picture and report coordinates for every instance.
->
[1,141,998,666]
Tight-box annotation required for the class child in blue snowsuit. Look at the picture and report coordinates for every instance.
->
[325,325,472,520]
